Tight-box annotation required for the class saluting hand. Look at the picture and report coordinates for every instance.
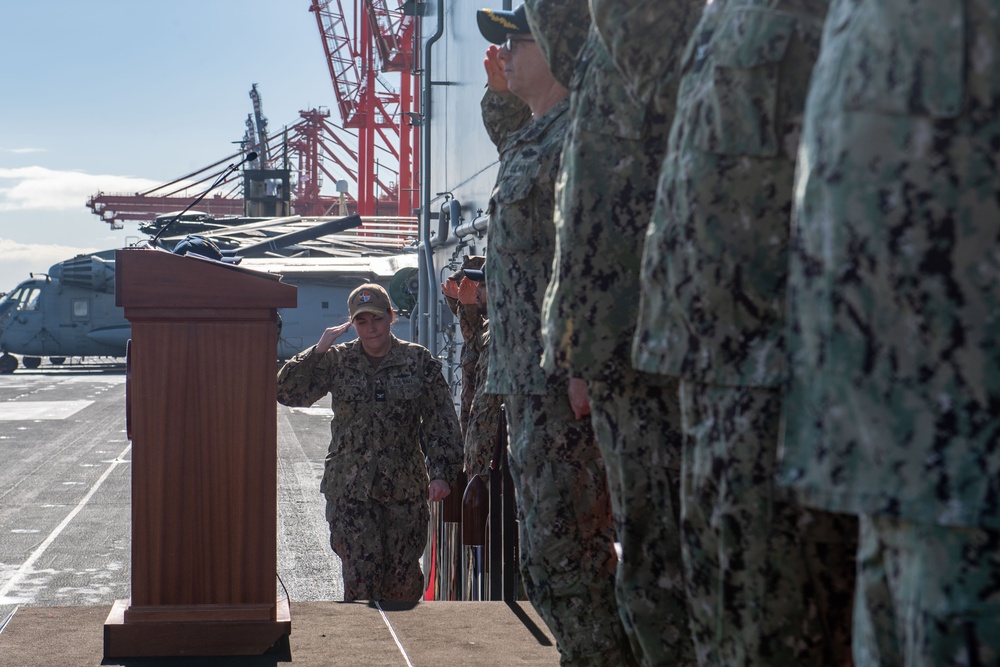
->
[441,277,461,300]
[316,320,352,354]
[428,479,451,502]
[484,45,508,94]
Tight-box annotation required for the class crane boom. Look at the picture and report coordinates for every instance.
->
[85,3,420,227]
[309,0,418,216]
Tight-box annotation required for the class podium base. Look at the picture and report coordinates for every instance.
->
[103,597,291,658]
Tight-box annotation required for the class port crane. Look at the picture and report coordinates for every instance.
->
[309,0,419,217]
[87,1,419,228]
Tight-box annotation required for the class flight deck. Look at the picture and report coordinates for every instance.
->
[0,360,557,665]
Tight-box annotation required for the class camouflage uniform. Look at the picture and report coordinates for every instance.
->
[521,0,587,90]
[276,335,461,601]
[464,325,503,477]
[589,0,702,117]
[480,89,531,150]
[629,1,857,665]
[454,307,484,434]
[780,0,1000,663]
[443,257,487,436]
[482,90,629,666]
[526,0,701,664]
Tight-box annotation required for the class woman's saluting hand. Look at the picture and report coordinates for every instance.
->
[316,321,352,354]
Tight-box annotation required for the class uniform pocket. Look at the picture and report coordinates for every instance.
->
[841,1,964,118]
[387,377,422,401]
[491,177,543,253]
[335,381,369,403]
[688,8,798,157]
[498,175,535,205]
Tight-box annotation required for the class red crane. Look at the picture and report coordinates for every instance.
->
[86,152,248,228]
[309,0,419,216]
[87,3,419,227]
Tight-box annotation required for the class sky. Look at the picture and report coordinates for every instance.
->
[0,1,341,292]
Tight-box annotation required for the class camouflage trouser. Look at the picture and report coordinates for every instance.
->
[505,392,636,667]
[680,380,856,667]
[325,493,429,602]
[589,374,695,667]
[854,514,1000,667]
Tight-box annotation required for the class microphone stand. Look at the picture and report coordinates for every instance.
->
[148,150,258,248]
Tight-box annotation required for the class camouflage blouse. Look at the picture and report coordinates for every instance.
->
[482,92,571,395]
[276,335,462,503]
[463,326,504,476]
[632,0,828,388]
[780,0,1000,529]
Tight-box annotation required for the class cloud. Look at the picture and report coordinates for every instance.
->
[0,147,47,155]
[0,237,98,262]
[0,166,161,213]
[0,237,103,290]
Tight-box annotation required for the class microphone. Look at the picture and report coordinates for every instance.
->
[149,150,259,245]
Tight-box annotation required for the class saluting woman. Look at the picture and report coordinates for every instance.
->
[277,283,461,601]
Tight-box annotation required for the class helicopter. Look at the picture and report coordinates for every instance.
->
[0,251,125,372]
[0,214,421,374]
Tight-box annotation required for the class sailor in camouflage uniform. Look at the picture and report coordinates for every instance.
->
[441,255,488,437]
[629,1,857,665]
[524,0,701,664]
[780,1,1000,664]
[477,6,631,665]
[459,264,504,477]
[277,283,461,601]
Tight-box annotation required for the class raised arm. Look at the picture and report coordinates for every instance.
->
[276,334,346,407]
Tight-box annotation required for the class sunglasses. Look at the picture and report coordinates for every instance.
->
[503,36,535,52]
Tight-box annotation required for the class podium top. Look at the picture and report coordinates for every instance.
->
[116,247,297,309]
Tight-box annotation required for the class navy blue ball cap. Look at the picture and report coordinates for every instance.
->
[463,267,486,283]
[477,4,530,45]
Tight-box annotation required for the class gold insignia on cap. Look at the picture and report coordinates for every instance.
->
[482,8,519,31]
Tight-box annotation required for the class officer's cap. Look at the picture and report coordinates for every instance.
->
[477,5,530,45]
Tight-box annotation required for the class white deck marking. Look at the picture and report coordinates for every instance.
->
[289,406,333,417]
[0,606,17,635]
[0,401,94,421]
[0,444,132,602]
[375,600,415,667]
[57,376,126,385]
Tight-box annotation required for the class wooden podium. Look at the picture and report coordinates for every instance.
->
[104,248,297,657]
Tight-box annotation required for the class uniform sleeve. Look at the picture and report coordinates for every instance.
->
[481,89,531,149]
[443,292,460,317]
[458,303,485,345]
[418,354,463,484]
[463,340,504,477]
[590,0,704,112]
[276,345,337,407]
[458,316,484,433]
[524,0,590,90]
